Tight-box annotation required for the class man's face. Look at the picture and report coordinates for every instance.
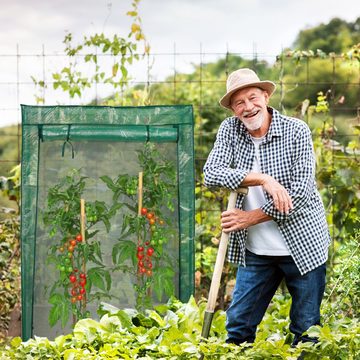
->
[230,87,269,132]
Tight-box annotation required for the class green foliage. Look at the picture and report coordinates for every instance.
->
[292,17,360,53]
[103,143,177,312]
[1,295,359,359]
[0,165,20,212]
[0,218,20,339]
[0,127,20,175]
[31,0,149,104]
[0,165,20,338]
[274,54,359,115]
[42,142,178,328]
[43,169,118,328]
[0,129,20,212]
[308,92,360,241]
[323,231,360,320]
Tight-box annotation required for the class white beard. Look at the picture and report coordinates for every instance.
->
[240,110,265,131]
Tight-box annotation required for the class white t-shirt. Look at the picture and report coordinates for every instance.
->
[243,136,290,255]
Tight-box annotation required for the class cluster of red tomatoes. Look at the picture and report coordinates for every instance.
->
[69,271,87,303]
[137,243,154,277]
[140,207,165,226]
[58,234,83,257]
[137,207,165,277]
[57,233,86,303]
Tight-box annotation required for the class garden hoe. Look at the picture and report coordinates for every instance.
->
[200,188,248,348]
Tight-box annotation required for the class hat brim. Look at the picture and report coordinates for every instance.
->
[219,81,276,110]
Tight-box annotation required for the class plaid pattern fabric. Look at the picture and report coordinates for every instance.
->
[203,108,330,275]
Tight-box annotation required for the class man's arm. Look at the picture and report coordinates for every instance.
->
[221,208,271,233]
[203,119,249,190]
[220,172,293,233]
[241,173,293,214]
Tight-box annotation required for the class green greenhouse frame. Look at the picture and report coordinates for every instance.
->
[20,105,195,340]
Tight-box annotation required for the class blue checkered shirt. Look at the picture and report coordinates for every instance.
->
[203,108,330,275]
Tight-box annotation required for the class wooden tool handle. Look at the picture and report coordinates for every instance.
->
[205,191,238,312]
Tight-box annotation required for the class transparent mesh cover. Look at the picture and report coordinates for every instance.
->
[21,105,194,339]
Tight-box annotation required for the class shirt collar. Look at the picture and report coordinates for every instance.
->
[266,107,283,140]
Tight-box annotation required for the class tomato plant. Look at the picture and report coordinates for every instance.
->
[101,143,177,312]
[43,169,121,328]
[43,143,178,327]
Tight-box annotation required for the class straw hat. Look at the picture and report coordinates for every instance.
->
[219,68,276,109]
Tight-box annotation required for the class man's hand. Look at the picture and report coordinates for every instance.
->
[221,208,271,233]
[242,173,293,214]
[260,175,293,214]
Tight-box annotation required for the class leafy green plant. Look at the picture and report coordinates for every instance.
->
[102,143,177,312]
[322,228,360,320]
[31,0,150,104]
[43,169,120,327]
[0,218,20,339]
[1,295,359,359]
[307,92,360,243]
[0,165,20,212]
[0,165,20,339]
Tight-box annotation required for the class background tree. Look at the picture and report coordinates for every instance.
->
[292,17,360,53]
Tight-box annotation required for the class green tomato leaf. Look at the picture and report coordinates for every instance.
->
[112,240,137,266]
[153,267,175,301]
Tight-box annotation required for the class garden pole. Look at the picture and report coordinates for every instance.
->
[80,198,87,313]
[200,188,248,341]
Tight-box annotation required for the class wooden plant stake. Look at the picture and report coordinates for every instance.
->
[138,171,143,217]
[80,198,87,313]
[137,172,143,283]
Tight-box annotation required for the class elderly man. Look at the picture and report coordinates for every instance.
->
[203,68,330,346]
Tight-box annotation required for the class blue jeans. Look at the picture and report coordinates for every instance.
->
[226,250,326,345]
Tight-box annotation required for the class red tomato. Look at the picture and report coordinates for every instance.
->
[137,246,144,252]
[79,273,86,279]
[140,267,146,274]
[69,275,76,283]
[140,208,148,216]
[79,279,86,287]
[147,247,154,256]
[79,288,86,295]
[77,294,83,301]
[70,240,77,247]
[146,212,154,219]
[76,234,82,242]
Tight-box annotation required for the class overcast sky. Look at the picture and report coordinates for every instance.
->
[0,0,359,126]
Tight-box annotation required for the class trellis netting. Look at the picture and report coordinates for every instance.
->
[20,105,195,340]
